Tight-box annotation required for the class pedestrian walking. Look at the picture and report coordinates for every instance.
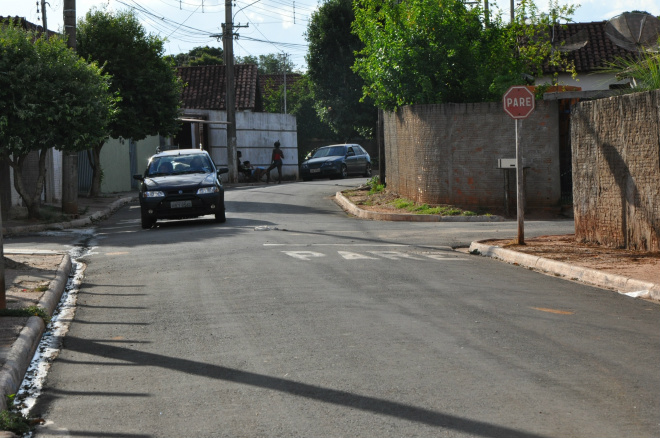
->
[266,140,285,184]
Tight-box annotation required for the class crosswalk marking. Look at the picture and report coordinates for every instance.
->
[281,250,469,262]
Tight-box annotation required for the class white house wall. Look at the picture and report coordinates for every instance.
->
[100,136,161,193]
[182,109,299,179]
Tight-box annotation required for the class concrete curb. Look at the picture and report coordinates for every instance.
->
[334,191,504,222]
[39,254,73,316]
[0,317,45,412]
[468,240,660,302]
[2,196,136,237]
[0,253,72,412]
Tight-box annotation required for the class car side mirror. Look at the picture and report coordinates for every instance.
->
[133,174,144,181]
[217,167,229,175]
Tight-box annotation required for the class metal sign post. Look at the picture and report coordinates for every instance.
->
[503,86,535,245]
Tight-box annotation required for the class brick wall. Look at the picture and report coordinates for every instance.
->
[572,90,660,251]
[383,101,560,209]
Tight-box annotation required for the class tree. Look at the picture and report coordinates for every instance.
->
[78,9,183,196]
[167,46,224,67]
[305,0,377,140]
[352,0,578,111]
[236,54,296,74]
[0,21,115,219]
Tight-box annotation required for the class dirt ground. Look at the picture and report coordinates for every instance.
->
[2,254,64,309]
[342,188,660,286]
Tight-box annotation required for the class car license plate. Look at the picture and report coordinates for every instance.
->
[171,200,192,209]
[310,169,321,173]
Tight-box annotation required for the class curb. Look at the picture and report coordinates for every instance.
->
[468,240,660,302]
[2,196,136,237]
[0,253,72,412]
[334,191,504,222]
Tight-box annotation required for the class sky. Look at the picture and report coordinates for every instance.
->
[3,0,660,71]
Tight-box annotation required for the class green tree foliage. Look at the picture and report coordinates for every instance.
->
[237,54,296,74]
[0,21,116,219]
[167,45,224,66]
[352,0,578,111]
[78,9,183,196]
[306,0,377,140]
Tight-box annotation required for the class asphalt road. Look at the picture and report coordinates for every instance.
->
[6,179,659,438]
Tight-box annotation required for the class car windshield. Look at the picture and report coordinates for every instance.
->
[311,146,346,159]
[146,154,213,177]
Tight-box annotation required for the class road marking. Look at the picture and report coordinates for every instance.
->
[425,254,469,261]
[281,251,326,261]
[367,251,424,260]
[338,251,379,260]
[531,307,575,315]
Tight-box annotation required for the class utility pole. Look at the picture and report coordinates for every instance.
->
[62,0,78,214]
[40,0,48,35]
[223,0,238,183]
[281,53,288,114]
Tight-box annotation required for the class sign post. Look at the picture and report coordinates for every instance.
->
[503,86,535,245]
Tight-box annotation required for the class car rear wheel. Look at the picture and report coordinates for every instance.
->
[340,164,348,179]
[363,163,372,177]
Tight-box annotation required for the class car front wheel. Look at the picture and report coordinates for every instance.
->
[215,210,226,223]
[340,164,348,179]
[141,211,155,229]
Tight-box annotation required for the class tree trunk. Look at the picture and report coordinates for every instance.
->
[9,148,48,220]
[88,142,103,197]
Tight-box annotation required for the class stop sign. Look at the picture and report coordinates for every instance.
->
[503,86,535,119]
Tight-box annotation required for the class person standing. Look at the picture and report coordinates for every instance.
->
[266,141,285,184]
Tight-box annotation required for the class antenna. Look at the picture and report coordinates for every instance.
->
[605,12,660,53]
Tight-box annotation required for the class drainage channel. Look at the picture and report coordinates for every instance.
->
[11,230,97,431]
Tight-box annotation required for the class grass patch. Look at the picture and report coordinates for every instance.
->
[389,198,481,216]
[0,306,51,324]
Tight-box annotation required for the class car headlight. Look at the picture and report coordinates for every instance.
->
[301,163,308,169]
[143,191,165,198]
[197,186,219,195]
[321,161,336,167]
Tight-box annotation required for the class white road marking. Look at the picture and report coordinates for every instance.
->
[338,251,379,260]
[425,254,469,261]
[281,251,326,260]
[367,251,424,260]
[264,243,409,247]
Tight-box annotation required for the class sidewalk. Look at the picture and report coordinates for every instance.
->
[0,186,658,426]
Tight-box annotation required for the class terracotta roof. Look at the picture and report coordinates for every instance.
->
[176,64,262,111]
[259,73,303,98]
[0,16,59,39]
[545,21,640,74]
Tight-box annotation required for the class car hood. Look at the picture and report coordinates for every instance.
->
[143,173,215,189]
[304,156,343,165]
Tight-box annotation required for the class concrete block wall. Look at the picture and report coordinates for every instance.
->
[383,101,561,209]
[572,90,660,251]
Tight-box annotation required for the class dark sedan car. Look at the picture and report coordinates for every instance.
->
[133,149,228,229]
[300,144,372,181]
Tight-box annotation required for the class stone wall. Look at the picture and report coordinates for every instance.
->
[572,90,660,251]
[383,101,560,210]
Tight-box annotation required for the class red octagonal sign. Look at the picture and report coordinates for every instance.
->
[503,86,535,119]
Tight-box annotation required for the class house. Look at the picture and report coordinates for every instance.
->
[80,63,300,193]
[172,64,298,180]
[537,20,649,92]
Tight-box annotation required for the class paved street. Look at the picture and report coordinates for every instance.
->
[5,179,659,438]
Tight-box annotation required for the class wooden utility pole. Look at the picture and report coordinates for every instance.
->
[62,0,78,214]
[223,0,238,183]
[40,0,48,35]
